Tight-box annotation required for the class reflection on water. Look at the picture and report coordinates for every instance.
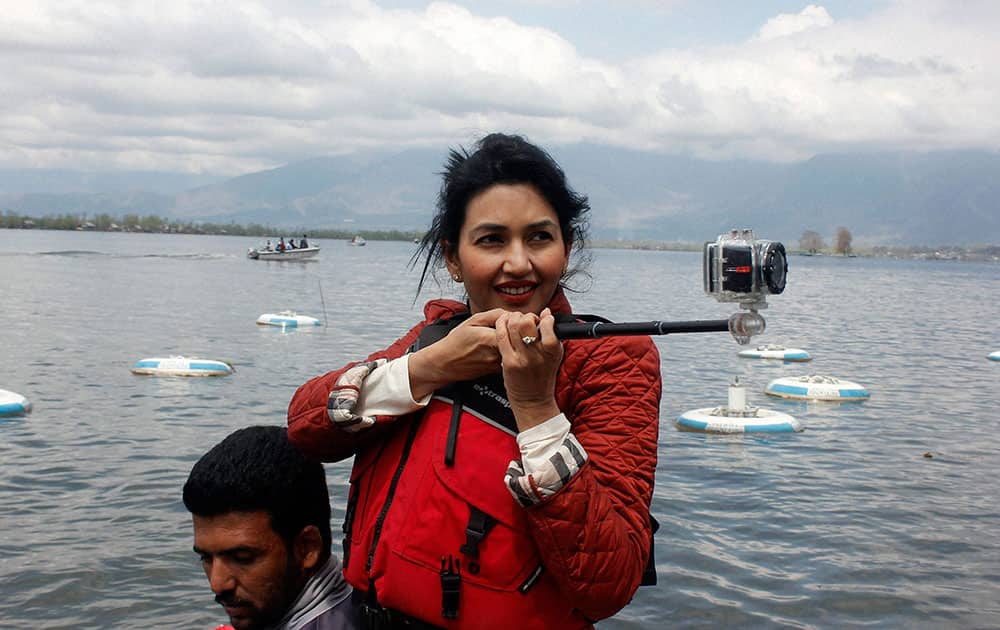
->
[1,230,998,628]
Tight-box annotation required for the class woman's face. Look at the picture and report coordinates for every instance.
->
[445,183,570,315]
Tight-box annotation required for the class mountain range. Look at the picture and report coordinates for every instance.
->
[3,146,999,246]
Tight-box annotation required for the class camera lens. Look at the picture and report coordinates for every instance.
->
[760,242,787,294]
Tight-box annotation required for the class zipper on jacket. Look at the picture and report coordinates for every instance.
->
[342,483,359,569]
[365,415,422,573]
[343,440,389,571]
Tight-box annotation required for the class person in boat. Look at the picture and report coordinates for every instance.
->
[286,132,661,629]
[300,235,309,249]
[183,425,358,630]
[265,240,273,252]
[287,238,296,250]
[277,237,286,252]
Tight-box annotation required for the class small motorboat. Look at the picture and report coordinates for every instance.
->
[248,243,320,260]
[348,235,367,246]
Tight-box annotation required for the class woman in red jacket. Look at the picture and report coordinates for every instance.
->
[287,133,661,629]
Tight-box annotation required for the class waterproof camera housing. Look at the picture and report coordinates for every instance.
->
[704,228,787,307]
[551,227,786,345]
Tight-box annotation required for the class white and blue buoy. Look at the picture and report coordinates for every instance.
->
[989,351,1000,362]
[131,356,234,377]
[0,389,32,417]
[676,378,802,434]
[738,344,811,362]
[765,375,869,401]
[256,310,322,328]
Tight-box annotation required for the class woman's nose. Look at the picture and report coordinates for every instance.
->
[502,243,531,275]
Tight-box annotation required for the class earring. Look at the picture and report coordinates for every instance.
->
[452,273,462,282]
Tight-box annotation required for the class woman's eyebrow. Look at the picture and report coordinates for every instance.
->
[469,219,557,233]
[526,219,558,230]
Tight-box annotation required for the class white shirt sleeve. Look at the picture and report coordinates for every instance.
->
[516,413,572,474]
[505,413,588,506]
[354,354,431,417]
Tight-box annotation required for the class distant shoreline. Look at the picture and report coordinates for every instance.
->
[2,219,998,263]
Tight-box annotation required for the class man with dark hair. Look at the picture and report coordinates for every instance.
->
[183,426,357,630]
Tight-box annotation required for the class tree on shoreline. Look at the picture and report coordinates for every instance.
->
[836,227,853,255]
[799,230,825,254]
[0,210,423,242]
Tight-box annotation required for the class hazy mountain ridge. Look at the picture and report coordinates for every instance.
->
[0,169,222,196]
[3,148,999,245]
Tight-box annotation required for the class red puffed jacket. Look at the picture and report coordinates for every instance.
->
[287,289,661,628]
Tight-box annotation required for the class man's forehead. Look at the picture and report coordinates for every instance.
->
[192,510,279,551]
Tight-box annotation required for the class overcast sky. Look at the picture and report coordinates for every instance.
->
[2,0,998,175]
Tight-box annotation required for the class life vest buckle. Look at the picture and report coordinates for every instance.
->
[439,554,461,619]
[459,506,497,559]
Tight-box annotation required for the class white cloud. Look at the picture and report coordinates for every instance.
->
[756,4,834,41]
[1,0,999,174]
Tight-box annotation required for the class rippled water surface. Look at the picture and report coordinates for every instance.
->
[1,230,998,628]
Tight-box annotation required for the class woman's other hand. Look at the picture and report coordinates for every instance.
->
[407,309,505,399]
[497,308,563,431]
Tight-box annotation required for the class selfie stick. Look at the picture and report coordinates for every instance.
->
[554,319,728,339]
[553,305,767,345]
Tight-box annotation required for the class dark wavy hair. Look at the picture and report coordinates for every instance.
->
[182,425,332,558]
[412,133,591,296]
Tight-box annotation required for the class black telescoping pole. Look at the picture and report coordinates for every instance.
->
[554,319,729,340]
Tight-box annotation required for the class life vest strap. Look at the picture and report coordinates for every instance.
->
[640,514,661,586]
[459,506,497,559]
[444,391,462,466]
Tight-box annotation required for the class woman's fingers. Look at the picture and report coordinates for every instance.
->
[536,308,556,347]
[496,311,542,352]
[495,312,509,349]
[466,308,506,328]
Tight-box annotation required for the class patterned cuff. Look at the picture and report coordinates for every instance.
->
[504,434,588,506]
[327,359,388,433]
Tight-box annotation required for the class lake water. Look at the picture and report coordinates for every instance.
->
[1,230,998,629]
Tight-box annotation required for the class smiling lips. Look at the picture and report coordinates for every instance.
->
[496,282,535,305]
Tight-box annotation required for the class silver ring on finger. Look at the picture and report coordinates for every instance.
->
[522,335,538,346]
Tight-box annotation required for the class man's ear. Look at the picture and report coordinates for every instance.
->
[293,525,324,573]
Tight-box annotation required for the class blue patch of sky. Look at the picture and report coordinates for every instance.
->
[378,0,892,60]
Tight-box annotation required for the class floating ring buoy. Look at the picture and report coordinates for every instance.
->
[738,344,811,362]
[676,407,802,433]
[256,311,322,328]
[0,389,32,416]
[131,357,234,377]
[765,375,869,401]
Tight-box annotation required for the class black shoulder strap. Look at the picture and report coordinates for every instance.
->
[409,312,471,352]
[640,514,661,586]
